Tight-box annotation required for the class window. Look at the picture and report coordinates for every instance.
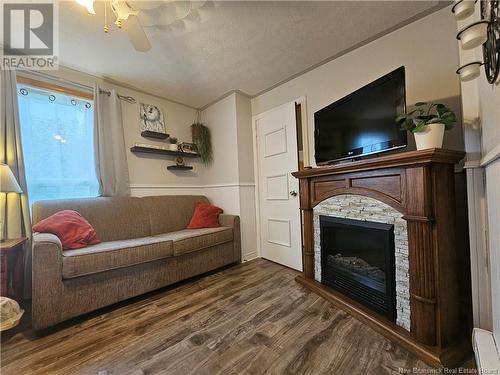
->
[17,78,99,205]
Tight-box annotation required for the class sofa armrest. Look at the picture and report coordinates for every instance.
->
[219,214,241,263]
[33,232,63,252]
[32,232,64,330]
[219,214,238,228]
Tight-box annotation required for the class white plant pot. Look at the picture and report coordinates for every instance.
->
[452,0,476,21]
[456,61,482,82]
[414,123,445,150]
[457,21,489,50]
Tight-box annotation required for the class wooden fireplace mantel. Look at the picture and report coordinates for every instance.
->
[292,148,469,367]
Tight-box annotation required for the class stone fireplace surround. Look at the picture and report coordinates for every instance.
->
[292,149,468,368]
[313,194,410,331]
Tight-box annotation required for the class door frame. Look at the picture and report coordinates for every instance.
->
[252,96,309,259]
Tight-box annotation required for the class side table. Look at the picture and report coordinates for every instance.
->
[0,238,27,301]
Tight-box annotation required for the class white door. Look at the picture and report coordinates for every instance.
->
[256,101,302,271]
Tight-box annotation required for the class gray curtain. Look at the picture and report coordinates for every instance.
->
[1,68,32,298]
[93,84,130,197]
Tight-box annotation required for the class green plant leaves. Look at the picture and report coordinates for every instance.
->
[395,102,456,133]
[395,113,407,123]
[427,117,443,124]
[191,122,213,166]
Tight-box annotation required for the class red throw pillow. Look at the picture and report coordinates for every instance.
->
[32,210,101,250]
[187,202,223,229]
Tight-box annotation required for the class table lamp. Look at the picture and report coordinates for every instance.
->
[0,164,23,242]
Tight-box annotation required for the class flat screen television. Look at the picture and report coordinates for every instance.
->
[314,66,407,165]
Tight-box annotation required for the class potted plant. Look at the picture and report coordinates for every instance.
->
[167,137,178,151]
[191,122,213,165]
[396,102,457,150]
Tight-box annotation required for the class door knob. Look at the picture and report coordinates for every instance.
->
[290,190,298,197]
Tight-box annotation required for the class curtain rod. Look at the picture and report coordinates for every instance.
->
[98,89,136,104]
[18,69,93,93]
[18,70,137,104]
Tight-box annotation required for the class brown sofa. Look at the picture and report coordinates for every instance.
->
[31,195,240,330]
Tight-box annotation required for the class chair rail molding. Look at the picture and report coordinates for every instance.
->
[129,182,256,189]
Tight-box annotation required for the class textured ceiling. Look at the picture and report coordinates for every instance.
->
[59,1,442,108]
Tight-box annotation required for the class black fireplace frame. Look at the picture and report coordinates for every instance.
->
[320,215,397,321]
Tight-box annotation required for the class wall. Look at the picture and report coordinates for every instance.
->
[456,2,500,347]
[251,7,464,164]
[42,66,203,192]
[42,67,257,260]
[200,92,257,261]
[235,93,258,260]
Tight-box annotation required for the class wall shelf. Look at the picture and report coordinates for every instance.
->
[141,131,169,140]
[167,165,193,171]
[130,146,199,158]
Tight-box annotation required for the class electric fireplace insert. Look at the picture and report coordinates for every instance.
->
[320,215,396,321]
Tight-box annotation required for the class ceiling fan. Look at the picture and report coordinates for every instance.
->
[75,1,208,53]
[75,0,152,52]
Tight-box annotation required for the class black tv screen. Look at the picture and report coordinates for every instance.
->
[314,66,407,164]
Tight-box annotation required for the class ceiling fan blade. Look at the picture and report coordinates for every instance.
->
[128,1,163,11]
[122,15,152,52]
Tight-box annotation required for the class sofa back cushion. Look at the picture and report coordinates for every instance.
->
[32,197,151,242]
[143,195,210,235]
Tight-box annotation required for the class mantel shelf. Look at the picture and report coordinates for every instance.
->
[130,146,199,158]
[292,148,465,179]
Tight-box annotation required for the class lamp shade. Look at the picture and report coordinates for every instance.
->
[0,164,22,193]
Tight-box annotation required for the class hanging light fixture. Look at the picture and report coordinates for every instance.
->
[75,0,95,14]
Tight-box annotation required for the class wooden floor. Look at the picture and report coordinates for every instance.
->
[1,259,473,375]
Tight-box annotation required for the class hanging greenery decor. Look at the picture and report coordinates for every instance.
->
[191,122,213,165]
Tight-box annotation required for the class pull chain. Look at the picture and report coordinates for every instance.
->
[103,1,109,33]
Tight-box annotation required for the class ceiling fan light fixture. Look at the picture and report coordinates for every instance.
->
[111,0,139,21]
[137,9,160,27]
[76,0,96,15]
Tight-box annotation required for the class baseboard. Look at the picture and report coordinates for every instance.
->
[473,328,500,371]
[242,252,258,262]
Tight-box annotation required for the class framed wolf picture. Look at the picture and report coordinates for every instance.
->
[139,103,166,134]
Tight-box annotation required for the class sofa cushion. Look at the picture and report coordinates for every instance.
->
[144,195,210,235]
[155,227,233,256]
[62,237,173,279]
[33,210,101,250]
[32,197,151,242]
[187,202,223,229]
